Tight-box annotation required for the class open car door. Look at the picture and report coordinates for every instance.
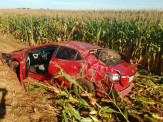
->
[20,45,59,83]
[19,50,31,85]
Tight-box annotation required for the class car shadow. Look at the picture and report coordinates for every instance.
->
[0,88,8,119]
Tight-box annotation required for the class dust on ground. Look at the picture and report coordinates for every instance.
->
[0,34,58,122]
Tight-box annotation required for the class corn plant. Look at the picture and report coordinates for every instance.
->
[0,10,162,75]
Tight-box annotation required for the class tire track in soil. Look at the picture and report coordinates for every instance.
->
[0,35,58,122]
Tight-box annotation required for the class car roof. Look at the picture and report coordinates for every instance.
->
[57,41,102,50]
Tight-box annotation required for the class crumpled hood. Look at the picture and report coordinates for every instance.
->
[11,48,28,55]
[11,48,29,62]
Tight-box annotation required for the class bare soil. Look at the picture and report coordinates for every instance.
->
[0,34,58,122]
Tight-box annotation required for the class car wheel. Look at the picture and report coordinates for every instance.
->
[73,79,95,96]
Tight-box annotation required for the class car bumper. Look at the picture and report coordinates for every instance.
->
[119,83,134,97]
[1,52,11,65]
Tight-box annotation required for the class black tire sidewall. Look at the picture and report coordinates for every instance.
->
[73,79,95,96]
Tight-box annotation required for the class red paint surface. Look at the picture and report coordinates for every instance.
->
[4,41,137,97]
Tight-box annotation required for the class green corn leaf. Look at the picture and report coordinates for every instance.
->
[53,75,64,79]
[111,91,118,105]
[117,91,123,102]
[81,117,93,122]
[31,87,42,92]
[56,92,67,97]
[101,98,113,103]
[152,113,163,120]
[99,106,120,115]
[56,71,79,86]
[65,106,72,118]
[62,110,68,122]
[68,103,81,121]
[128,109,141,114]
[80,98,90,107]
[89,115,98,122]
[73,90,81,98]
[99,106,109,114]
[64,99,77,103]
[61,81,65,88]
[123,105,128,118]
[55,99,64,104]
[105,108,120,114]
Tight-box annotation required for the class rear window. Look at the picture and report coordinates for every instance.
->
[89,48,123,66]
[55,46,83,61]
[76,53,83,60]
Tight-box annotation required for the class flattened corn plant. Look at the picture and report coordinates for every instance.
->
[26,69,129,122]
[26,69,163,121]
[0,10,162,75]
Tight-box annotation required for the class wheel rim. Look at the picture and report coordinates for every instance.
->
[81,84,89,92]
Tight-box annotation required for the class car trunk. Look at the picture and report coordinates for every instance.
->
[109,61,136,76]
[109,61,136,90]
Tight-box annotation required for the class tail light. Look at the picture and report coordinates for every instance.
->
[121,75,135,86]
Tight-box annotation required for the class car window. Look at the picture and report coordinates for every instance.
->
[88,48,102,59]
[30,46,58,53]
[55,46,82,61]
[27,45,58,66]
[76,53,83,61]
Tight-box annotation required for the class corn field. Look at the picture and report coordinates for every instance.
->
[0,9,162,75]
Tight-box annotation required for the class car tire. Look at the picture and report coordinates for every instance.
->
[73,79,95,96]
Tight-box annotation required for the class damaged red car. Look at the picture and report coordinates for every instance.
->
[1,41,136,97]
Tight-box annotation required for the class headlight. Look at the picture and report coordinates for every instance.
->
[105,73,120,83]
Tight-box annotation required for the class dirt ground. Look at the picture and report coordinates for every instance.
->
[0,34,58,122]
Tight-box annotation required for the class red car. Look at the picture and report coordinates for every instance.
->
[1,41,136,97]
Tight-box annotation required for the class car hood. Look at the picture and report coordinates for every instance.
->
[109,61,136,76]
[10,48,29,62]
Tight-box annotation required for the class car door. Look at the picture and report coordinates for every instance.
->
[20,45,58,84]
[48,46,86,87]
[19,48,31,84]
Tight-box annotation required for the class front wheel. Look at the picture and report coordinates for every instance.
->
[72,79,95,96]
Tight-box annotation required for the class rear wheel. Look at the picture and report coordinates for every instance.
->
[73,79,95,96]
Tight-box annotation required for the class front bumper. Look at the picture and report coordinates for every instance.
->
[1,52,11,65]
[119,83,134,97]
